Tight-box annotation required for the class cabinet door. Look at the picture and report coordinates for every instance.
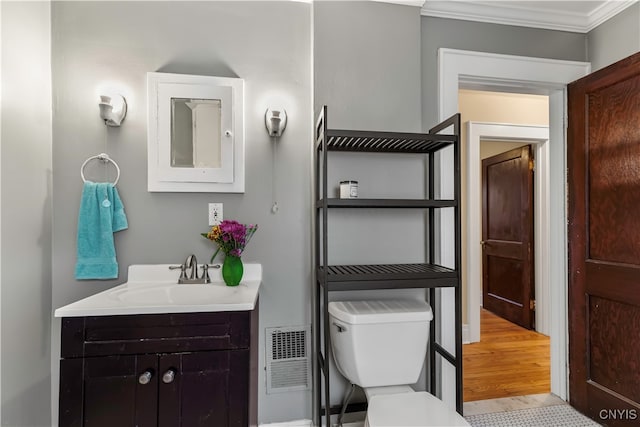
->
[60,354,158,427]
[158,350,249,427]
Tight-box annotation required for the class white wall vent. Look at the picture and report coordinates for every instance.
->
[266,325,311,394]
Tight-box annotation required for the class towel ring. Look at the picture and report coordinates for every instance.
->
[81,153,120,186]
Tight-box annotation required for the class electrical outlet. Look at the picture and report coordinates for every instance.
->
[208,203,223,226]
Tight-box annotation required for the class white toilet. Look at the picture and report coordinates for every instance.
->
[328,299,470,427]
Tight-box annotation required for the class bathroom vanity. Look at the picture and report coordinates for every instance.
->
[55,264,261,427]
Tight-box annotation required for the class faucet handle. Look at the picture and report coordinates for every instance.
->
[169,264,187,281]
[201,264,211,284]
[203,264,221,269]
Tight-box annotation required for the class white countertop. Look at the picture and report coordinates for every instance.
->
[54,263,262,317]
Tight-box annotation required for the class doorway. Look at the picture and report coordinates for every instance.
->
[436,48,590,406]
[465,120,551,402]
[467,121,551,341]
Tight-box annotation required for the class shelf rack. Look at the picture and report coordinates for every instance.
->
[313,105,462,427]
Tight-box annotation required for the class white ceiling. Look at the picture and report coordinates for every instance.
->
[421,0,638,33]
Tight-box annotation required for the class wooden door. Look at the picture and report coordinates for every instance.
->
[568,52,640,425]
[59,354,158,427]
[159,350,250,427]
[482,146,535,329]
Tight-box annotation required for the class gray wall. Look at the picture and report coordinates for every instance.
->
[314,1,422,132]
[50,1,311,424]
[421,17,588,127]
[314,0,427,410]
[314,0,425,265]
[588,2,640,71]
[1,1,53,426]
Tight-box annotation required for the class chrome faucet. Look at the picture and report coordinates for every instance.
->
[185,254,198,280]
[169,254,216,284]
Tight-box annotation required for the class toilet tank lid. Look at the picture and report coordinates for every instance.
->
[328,299,433,325]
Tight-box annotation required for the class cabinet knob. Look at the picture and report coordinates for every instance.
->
[138,371,153,385]
[162,369,176,384]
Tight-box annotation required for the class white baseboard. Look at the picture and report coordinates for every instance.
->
[463,323,470,344]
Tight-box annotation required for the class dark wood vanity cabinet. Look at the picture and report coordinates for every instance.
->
[59,308,258,427]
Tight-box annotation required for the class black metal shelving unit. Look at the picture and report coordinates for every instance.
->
[313,105,462,427]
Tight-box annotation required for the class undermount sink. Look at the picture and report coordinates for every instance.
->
[54,263,262,317]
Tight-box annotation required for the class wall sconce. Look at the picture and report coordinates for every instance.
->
[265,107,288,214]
[99,94,127,126]
[265,108,287,137]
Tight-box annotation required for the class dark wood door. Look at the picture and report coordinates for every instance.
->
[482,145,535,329]
[59,354,158,427]
[568,52,640,426]
[159,350,249,427]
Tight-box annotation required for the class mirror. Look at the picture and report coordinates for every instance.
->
[147,72,244,193]
[171,98,222,168]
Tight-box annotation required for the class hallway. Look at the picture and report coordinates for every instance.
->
[463,309,550,402]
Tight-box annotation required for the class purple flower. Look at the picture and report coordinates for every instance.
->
[202,221,258,262]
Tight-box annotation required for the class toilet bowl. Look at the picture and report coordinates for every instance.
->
[328,299,470,427]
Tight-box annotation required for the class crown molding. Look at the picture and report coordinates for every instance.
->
[587,0,638,30]
[421,0,638,33]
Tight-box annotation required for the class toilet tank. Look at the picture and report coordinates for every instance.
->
[328,299,433,388]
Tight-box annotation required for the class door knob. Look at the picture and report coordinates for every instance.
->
[162,369,176,384]
[138,370,153,385]
[480,240,487,248]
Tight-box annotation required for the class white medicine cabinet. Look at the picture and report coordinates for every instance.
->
[147,72,244,192]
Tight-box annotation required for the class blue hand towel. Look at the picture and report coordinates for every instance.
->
[75,181,128,280]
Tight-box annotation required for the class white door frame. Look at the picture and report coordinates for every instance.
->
[467,122,550,343]
[0,2,3,417]
[437,48,590,405]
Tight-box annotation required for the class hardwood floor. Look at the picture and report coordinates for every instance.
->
[463,309,550,402]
